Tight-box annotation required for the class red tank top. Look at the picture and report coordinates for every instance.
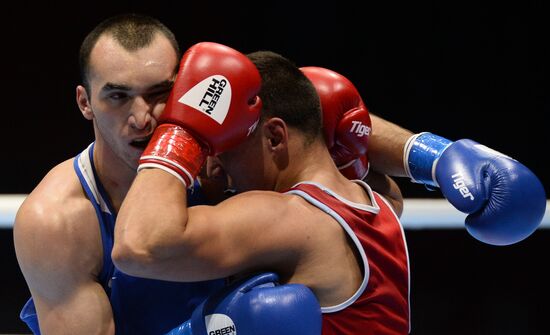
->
[285,181,410,335]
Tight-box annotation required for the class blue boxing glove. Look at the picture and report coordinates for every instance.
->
[405,132,546,246]
[165,272,321,335]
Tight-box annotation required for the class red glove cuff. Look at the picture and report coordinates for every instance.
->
[139,124,207,187]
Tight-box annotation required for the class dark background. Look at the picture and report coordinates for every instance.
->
[1,1,548,334]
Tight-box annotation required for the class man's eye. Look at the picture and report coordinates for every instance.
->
[109,92,129,100]
[144,89,171,102]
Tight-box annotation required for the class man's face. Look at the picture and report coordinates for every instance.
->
[81,33,178,170]
[215,127,269,193]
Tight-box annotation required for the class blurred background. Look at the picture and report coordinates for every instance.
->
[1,1,548,334]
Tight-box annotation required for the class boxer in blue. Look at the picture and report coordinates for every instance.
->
[14,14,225,335]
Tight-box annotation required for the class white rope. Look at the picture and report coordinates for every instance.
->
[1,194,549,229]
[0,195,26,228]
[400,198,545,229]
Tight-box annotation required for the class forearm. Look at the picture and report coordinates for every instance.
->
[368,114,414,177]
[114,169,189,276]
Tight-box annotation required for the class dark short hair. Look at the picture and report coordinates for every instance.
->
[79,13,180,92]
[247,51,322,144]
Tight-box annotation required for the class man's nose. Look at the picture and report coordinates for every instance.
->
[129,96,154,131]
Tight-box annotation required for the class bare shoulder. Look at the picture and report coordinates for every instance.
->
[180,189,351,282]
[204,189,334,243]
[211,190,313,222]
[14,159,102,281]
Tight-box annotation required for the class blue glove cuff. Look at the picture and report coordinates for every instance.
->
[404,132,453,187]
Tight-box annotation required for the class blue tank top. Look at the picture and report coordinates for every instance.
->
[20,142,225,334]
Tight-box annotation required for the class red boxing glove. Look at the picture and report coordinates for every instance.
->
[140,42,262,187]
[301,66,371,180]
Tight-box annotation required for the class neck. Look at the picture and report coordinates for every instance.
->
[273,138,339,192]
[93,140,137,212]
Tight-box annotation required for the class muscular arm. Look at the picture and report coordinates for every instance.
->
[113,169,305,282]
[14,191,114,335]
[368,114,414,177]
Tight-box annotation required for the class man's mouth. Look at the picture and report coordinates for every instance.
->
[129,136,152,149]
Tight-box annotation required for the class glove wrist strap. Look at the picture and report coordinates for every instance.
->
[138,123,207,188]
[404,132,453,187]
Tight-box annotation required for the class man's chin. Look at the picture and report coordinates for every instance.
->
[126,155,141,173]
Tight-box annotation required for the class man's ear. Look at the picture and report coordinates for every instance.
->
[263,118,287,151]
[263,118,289,169]
[76,85,94,120]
